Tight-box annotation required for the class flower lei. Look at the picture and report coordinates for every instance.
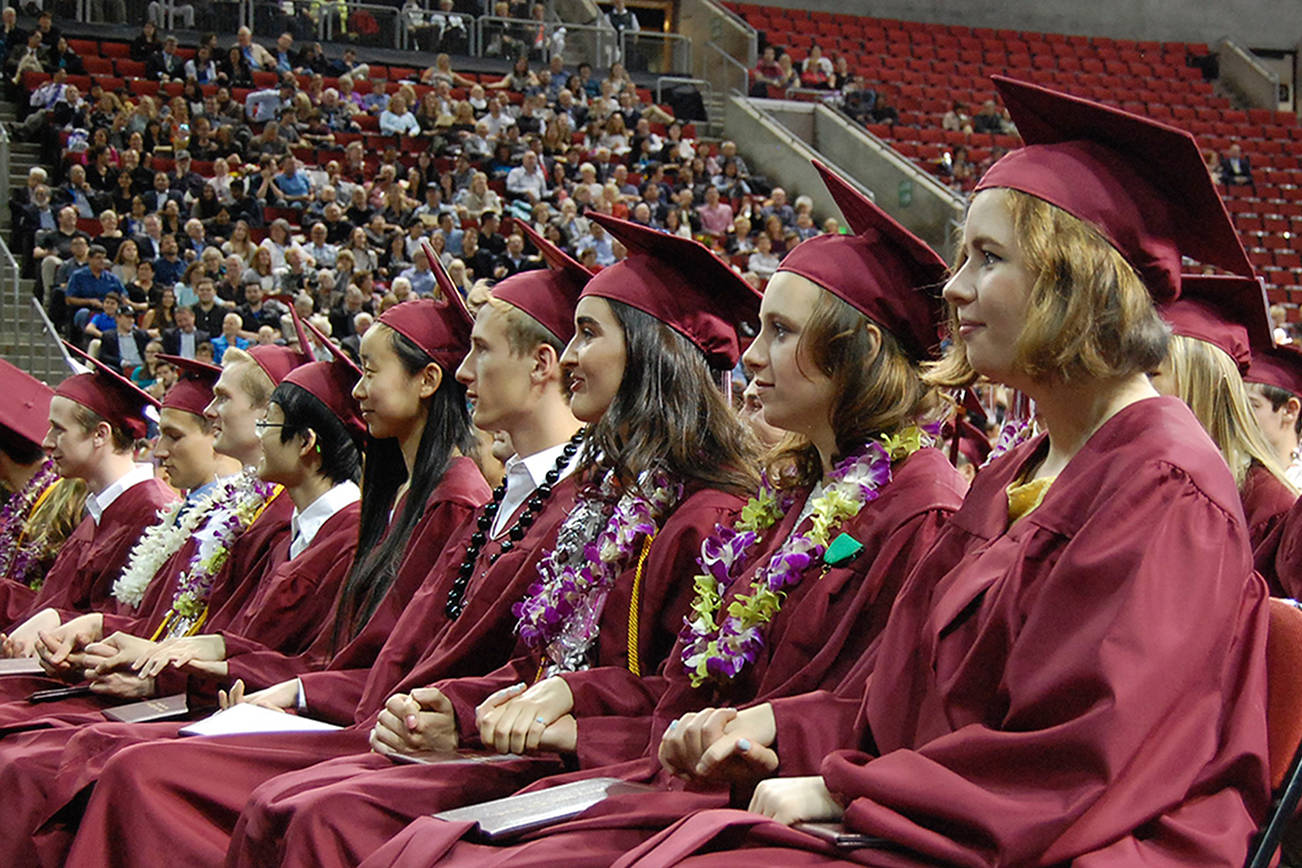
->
[680,428,931,688]
[112,474,241,608]
[982,417,1036,468]
[0,459,59,589]
[161,469,278,636]
[513,470,683,670]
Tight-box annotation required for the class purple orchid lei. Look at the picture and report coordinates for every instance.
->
[680,431,926,688]
[163,469,279,635]
[982,417,1036,467]
[0,459,59,589]
[513,470,683,667]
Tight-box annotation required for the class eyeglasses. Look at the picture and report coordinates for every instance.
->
[253,421,285,433]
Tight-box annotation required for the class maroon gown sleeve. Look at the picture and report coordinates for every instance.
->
[1241,461,1297,552]
[821,454,1270,866]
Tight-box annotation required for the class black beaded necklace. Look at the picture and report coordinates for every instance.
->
[445,430,585,619]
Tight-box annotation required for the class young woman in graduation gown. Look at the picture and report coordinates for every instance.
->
[422,76,1271,868]
[1152,274,1298,552]
[0,299,490,866]
[60,217,758,868]
[235,163,969,868]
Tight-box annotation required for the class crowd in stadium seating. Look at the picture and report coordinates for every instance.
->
[3,15,837,377]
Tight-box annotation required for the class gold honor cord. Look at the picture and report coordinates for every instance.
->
[625,534,656,677]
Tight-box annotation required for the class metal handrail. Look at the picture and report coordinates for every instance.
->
[0,233,27,366]
[0,122,10,214]
[706,40,749,95]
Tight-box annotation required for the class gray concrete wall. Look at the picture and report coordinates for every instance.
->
[730,97,965,256]
[752,0,1302,52]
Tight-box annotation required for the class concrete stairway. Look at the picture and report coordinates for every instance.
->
[0,96,67,386]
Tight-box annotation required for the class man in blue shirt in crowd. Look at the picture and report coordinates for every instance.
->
[271,154,312,210]
[66,244,125,333]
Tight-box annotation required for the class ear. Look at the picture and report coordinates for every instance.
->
[297,427,318,463]
[532,342,560,386]
[418,361,444,400]
[861,321,883,365]
[1287,397,1301,423]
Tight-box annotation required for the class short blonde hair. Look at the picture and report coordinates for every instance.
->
[928,188,1170,388]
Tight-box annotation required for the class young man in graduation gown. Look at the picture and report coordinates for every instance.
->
[2,320,319,698]
[1244,346,1302,596]
[0,350,176,634]
[33,243,585,867]
[0,356,239,712]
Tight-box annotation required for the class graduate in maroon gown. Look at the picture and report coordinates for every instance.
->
[1153,274,1298,550]
[0,357,241,710]
[1243,346,1302,595]
[60,214,759,868]
[382,75,1270,868]
[40,288,505,866]
[0,359,85,595]
[0,346,177,639]
[226,160,971,868]
[1,325,323,710]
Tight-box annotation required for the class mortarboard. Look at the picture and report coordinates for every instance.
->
[284,318,368,440]
[582,212,761,369]
[0,359,53,450]
[777,159,949,359]
[976,76,1253,301]
[56,343,159,440]
[1159,274,1273,374]
[157,354,220,418]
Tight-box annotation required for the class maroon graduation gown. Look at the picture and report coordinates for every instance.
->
[59,482,739,868]
[259,450,964,868]
[1242,461,1297,553]
[582,397,1270,867]
[0,488,293,728]
[0,476,177,628]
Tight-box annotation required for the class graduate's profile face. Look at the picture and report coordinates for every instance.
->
[456,302,536,434]
[256,401,305,487]
[44,396,99,480]
[561,296,626,423]
[205,362,268,463]
[743,272,836,444]
[944,190,1034,386]
[354,325,438,442]
[154,407,216,491]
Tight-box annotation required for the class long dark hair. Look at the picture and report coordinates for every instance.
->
[269,382,363,487]
[333,326,476,647]
[583,300,757,498]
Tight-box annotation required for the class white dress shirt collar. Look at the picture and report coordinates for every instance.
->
[490,439,582,538]
[288,480,361,559]
[86,463,155,526]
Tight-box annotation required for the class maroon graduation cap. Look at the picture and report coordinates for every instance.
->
[285,317,368,440]
[1245,343,1302,399]
[582,211,762,369]
[380,246,474,374]
[777,159,949,359]
[0,359,54,450]
[488,219,593,345]
[157,354,221,418]
[56,342,159,440]
[1159,274,1273,374]
[975,76,1253,301]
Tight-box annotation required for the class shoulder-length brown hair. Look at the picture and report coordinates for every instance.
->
[583,300,758,497]
[927,188,1170,388]
[766,286,941,490]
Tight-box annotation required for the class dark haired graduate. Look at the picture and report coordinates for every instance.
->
[595,76,1271,868]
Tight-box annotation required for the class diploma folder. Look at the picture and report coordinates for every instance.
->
[794,821,905,852]
[0,658,46,675]
[102,692,189,723]
[433,777,657,842]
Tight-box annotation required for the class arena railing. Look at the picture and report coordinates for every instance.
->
[704,40,748,97]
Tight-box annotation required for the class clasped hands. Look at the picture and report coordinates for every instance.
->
[657,702,843,826]
[367,676,577,760]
